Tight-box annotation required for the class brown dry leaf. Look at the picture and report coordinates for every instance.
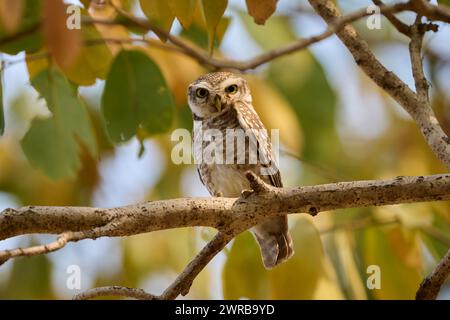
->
[245,0,277,25]
[0,0,24,33]
[43,0,81,69]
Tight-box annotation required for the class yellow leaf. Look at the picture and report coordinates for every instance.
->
[60,26,113,85]
[333,231,368,299]
[0,0,23,33]
[169,0,197,29]
[245,0,277,25]
[269,216,326,299]
[363,226,423,299]
[26,50,49,81]
[222,231,270,299]
[139,0,175,33]
[27,27,113,86]
[88,0,130,54]
[246,76,303,155]
[43,0,81,69]
[143,46,205,106]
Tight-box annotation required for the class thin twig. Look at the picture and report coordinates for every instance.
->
[0,232,72,265]
[160,232,233,299]
[373,0,411,36]
[90,1,413,71]
[409,14,430,102]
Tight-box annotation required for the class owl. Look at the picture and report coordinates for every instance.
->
[187,72,294,269]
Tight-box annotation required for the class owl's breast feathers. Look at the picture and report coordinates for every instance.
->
[193,101,282,197]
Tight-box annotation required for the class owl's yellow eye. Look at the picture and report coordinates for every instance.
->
[195,88,209,98]
[225,84,238,94]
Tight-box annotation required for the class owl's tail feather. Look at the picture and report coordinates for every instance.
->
[252,216,294,269]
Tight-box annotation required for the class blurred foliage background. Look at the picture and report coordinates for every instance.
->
[0,0,450,300]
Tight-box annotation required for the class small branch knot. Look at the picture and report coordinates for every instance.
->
[245,171,272,194]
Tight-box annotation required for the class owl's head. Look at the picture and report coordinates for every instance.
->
[187,72,251,118]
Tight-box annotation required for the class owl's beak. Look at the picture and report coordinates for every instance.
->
[214,94,222,112]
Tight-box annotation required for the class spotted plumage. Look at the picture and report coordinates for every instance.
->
[187,72,294,269]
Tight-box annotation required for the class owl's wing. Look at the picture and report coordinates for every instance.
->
[234,101,283,188]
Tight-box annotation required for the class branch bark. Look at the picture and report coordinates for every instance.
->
[2,173,450,298]
[416,248,450,300]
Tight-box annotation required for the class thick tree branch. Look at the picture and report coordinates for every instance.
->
[2,174,449,242]
[1,173,450,299]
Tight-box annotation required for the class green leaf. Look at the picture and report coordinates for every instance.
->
[21,68,97,179]
[101,49,174,143]
[222,231,270,299]
[0,0,42,54]
[201,0,227,52]
[0,73,4,135]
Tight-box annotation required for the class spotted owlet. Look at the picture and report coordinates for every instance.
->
[187,72,294,269]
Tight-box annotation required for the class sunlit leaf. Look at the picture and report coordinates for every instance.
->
[181,15,230,51]
[60,25,113,85]
[101,49,174,143]
[223,232,270,299]
[88,0,130,54]
[81,0,90,8]
[0,0,24,33]
[27,26,113,86]
[201,0,227,52]
[269,216,326,299]
[140,0,175,35]
[245,0,277,25]
[362,226,423,299]
[144,46,204,106]
[21,68,97,179]
[169,0,197,29]
[247,75,302,155]
[43,0,81,69]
